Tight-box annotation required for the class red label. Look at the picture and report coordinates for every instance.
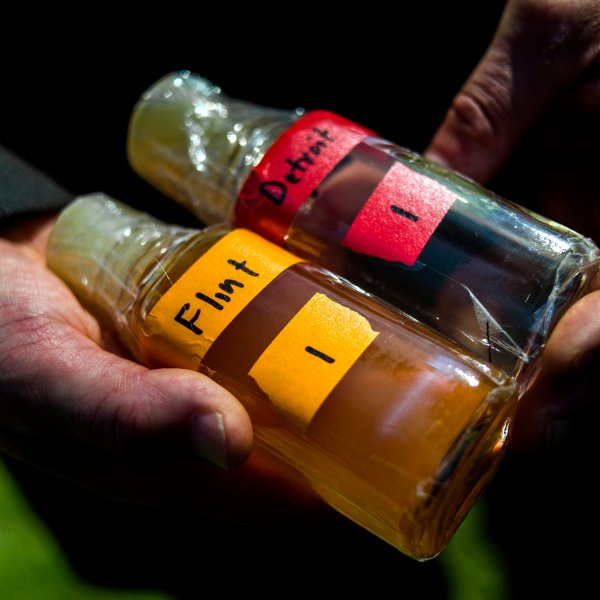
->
[235,110,372,244]
[342,162,456,265]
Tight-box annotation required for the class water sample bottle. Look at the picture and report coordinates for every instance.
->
[47,193,516,560]
[127,71,599,386]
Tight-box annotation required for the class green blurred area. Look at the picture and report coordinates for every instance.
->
[0,456,507,599]
[442,499,507,600]
[0,459,171,600]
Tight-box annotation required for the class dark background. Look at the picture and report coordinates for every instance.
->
[1,7,504,221]
[2,6,598,598]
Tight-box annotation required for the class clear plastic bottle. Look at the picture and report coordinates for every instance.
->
[47,193,516,560]
[127,71,599,387]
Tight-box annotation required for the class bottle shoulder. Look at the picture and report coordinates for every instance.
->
[134,226,230,319]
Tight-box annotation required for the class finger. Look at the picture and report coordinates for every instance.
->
[534,287,600,378]
[510,289,600,452]
[425,0,600,182]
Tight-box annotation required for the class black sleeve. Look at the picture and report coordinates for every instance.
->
[0,144,73,220]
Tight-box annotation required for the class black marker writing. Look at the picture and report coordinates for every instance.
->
[174,303,203,335]
[259,127,336,205]
[391,205,419,222]
[173,257,260,333]
[228,259,259,276]
[305,346,335,364]
[219,279,244,294]
[196,292,224,311]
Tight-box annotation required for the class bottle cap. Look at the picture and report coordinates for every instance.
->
[127,71,296,226]
[46,193,192,335]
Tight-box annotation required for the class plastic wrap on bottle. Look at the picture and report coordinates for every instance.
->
[47,193,518,560]
[128,71,600,388]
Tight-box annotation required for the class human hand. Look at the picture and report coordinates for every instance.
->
[0,213,319,521]
[425,0,600,182]
[425,0,600,450]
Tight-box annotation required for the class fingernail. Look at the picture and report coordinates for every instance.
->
[424,149,452,170]
[190,412,228,469]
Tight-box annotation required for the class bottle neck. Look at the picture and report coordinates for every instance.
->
[209,116,295,224]
[46,194,199,347]
[98,221,197,330]
[127,71,298,225]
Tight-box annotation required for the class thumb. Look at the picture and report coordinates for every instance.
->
[0,237,253,471]
[425,0,597,182]
[4,325,253,469]
[510,287,600,452]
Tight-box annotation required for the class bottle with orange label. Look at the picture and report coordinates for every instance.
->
[127,70,599,386]
[47,193,516,560]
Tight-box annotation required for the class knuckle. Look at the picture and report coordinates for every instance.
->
[448,80,510,150]
[89,371,166,457]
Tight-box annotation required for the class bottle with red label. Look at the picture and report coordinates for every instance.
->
[127,71,599,386]
[47,193,516,560]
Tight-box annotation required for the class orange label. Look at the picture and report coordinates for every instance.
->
[142,229,303,370]
[248,293,379,430]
